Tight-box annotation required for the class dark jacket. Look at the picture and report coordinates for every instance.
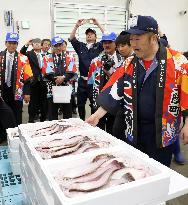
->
[0,50,33,100]
[69,37,103,77]
[20,45,42,84]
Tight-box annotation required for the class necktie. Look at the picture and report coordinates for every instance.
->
[57,54,61,64]
[6,54,13,87]
[37,53,41,68]
[55,54,62,74]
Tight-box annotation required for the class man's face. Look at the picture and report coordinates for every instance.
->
[32,42,41,50]
[53,43,63,54]
[86,32,96,43]
[130,33,156,59]
[103,41,116,55]
[117,44,132,58]
[42,41,51,52]
[5,42,18,53]
[62,42,67,52]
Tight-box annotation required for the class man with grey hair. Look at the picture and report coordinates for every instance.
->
[20,38,48,123]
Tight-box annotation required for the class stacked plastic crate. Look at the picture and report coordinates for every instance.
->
[7,127,21,174]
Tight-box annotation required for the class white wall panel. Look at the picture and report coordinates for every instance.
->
[53,1,127,41]
[0,0,51,51]
[130,0,188,51]
[52,1,127,62]
[0,0,188,51]
[53,0,126,7]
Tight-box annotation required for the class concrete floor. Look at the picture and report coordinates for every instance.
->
[3,103,188,204]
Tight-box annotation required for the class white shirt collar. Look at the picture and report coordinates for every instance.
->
[34,51,40,55]
[86,43,94,50]
[6,51,15,56]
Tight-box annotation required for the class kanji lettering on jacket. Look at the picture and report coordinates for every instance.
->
[97,47,188,147]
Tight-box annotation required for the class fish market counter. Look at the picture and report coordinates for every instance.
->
[6,118,188,205]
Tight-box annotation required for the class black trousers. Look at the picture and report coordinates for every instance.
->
[0,99,17,139]
[28,81,48,123]
[48,97,72,121]
[77,78,93,120]
[71,94,77,110]
[113,110,126,141]
[71,81,77,110]
[2,84,23,125]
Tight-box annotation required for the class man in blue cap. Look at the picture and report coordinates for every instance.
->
[69,18,104,120]
[86,15,188,167]
[0,32,33,127]
[87,32,123,134]
[42,36,77,120]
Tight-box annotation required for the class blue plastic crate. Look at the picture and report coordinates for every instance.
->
[0,146,23,205]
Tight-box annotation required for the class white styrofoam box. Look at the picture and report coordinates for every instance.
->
[18,118,93,143]
[8,149,20,163]
[18,120,57,143]
[8,148,21,175]
[20,144,55,205]
[8,151,20,175]
[19,131,149,205]
[19,142,46,187]
[28,126,128,161]
[7,127,20,151]
[22,191,29,205]
[31,126,123,147]
[20,157,36,203]
[35,147,170,205]
[22,168,49,205]
[19,129,95,186]
[18,127,122,190]
[139,198,166,205]
[10,161,21,175]
[20,131,149,193]
[20,146,54,205]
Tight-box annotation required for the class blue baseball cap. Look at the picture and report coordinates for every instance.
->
[127,15,158,35]
[51,36,64,46]
[6,32,19,42]
[101,32,117,42]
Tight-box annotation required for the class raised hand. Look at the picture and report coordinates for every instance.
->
[76,19,85,27]
[91,18,99,26]
[26,39,33,47]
